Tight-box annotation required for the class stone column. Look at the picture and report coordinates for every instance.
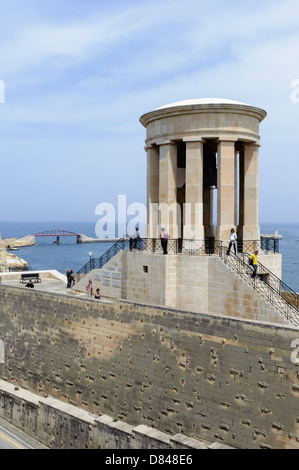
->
[159,142,179,238]
[234,148,238,227]
[242,143,260,241]
[203,187,214,238]
[215,140,236,243]
[184,141,204,240]
[146,146,159,238]
[238,146,244,239]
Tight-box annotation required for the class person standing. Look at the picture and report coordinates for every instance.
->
[250,250,259,278]
[70,269,75,287]
[133,228,141,249]
[129,227,141,250]
[86,280,93,298]
[227,228,237,255]
[160,228,169,255]
[66,269,71,288]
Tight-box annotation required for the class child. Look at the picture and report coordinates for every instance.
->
[94,288,101,300]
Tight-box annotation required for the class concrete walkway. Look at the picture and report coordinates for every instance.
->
[0,270,87,298]
[0,270,111,302]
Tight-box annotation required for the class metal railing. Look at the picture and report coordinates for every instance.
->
[74,238,130,283]
[220,247,299,326]
[260,236,280,253]
[236,239,279,254]
[74,236,298,326]
[136,237,222,255]
[74,237,222,282]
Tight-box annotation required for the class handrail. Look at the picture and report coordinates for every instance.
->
[74,238,129,282]
[220,247,299,326]
[74,236,298,326]
[237,239,279,254]
[137,237,222,255]
[248,253,298,306]
[239,241,299,310]
[74,237,222,281]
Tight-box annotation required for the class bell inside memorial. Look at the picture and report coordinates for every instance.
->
[203,141,217,187]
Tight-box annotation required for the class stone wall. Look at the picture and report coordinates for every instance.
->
[75,251,287,325]
[0,379,215,449]
[1,284,299,448]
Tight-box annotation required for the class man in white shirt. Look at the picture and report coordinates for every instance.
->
[227,228,237,255]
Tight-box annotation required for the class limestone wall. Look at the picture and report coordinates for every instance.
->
[0,379,214,449]
[258,252,282,281]
[1,284,299,449]
[75,251,287,326]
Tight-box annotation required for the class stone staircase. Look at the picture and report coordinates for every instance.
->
[221,248,299,327]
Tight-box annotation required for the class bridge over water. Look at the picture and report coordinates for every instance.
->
[31,230,118,244]
[32,230,80,244]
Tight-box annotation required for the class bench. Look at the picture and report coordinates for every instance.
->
[20,273,41,284]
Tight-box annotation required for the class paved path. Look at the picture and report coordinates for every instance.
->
[0,276,113,304]
[2,277,87,297]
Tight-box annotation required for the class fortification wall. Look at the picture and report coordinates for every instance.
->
[0,284,299,449]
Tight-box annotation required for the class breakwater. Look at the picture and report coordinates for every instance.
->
[76,234,119,243]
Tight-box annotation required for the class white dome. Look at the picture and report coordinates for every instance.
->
[140,98,267,126]
[155,98,252,110]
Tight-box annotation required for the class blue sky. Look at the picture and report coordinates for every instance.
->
[0,0,299,225]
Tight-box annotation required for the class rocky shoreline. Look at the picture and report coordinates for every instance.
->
[4,234,35,249]
[0,233,33,271]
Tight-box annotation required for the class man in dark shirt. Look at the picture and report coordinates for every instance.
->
[25,280,34,288]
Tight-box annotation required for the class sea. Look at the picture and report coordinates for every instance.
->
[1,221,299,293]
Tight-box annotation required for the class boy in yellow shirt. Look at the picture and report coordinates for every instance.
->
[250,250,258,278]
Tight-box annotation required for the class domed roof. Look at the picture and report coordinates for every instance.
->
[140,98,267,126]
[155,98,254,110]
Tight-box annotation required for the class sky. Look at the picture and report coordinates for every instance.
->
[0,0,299,226]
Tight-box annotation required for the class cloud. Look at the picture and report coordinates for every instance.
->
[0,0,299,222]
